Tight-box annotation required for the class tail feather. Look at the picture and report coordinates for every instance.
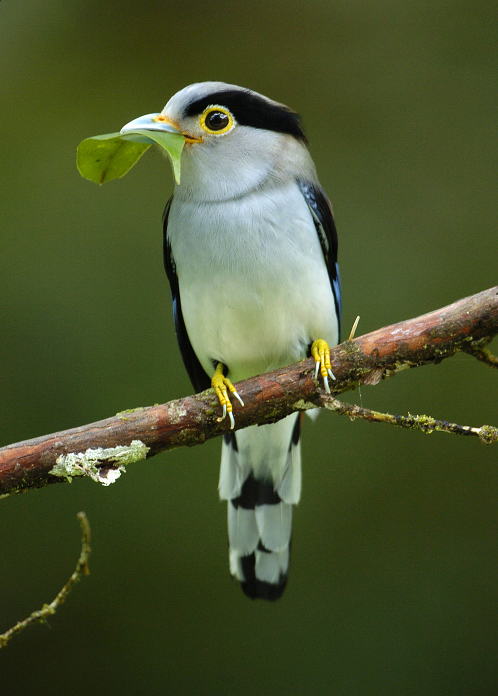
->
[239,546,289,601]
[254,503,292,552]
[227,505,259,555]
[219,413,302,601]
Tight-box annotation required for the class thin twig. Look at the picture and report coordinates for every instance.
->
[0,512,91,648]
[348,315,361,341]
[465,345,498,369]
[324,397,498,444]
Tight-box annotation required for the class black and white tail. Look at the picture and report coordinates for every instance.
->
[219,413,302,601]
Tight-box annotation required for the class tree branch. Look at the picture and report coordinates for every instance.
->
[1,286,497,497]
[465,344,498,369]
[0,512,91,648]
[324,397,497,444]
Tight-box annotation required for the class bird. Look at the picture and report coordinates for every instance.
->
[120,82,341,600]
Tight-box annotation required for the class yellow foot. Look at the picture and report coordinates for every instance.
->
[311,339,336,394]
[211,362,244,429]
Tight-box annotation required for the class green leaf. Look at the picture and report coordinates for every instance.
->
[131,129,185,184]
[77,133,150,185]
[76,130,185,185]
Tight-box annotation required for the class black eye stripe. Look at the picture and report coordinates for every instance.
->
[185,89,306,141]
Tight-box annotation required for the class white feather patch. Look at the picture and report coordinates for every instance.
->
[277,438,302,504]
[306,408,320,421]
[255,503,292,553]
[229,551,245,581]
[227,505,259,555]
[219,437,244,500]
[255,548,290,583]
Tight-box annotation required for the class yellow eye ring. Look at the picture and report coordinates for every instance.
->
[200,106,234,135]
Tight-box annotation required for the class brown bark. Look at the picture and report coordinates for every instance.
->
[1,286,497,497]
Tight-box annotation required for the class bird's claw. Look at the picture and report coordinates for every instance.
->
[212,363,244,429]
[311,339,335,394]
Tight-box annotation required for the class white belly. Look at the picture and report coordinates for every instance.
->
[167,182,338,382]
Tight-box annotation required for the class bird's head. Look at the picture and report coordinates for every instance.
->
[120,82,311,201]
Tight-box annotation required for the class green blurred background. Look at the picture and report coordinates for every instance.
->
[1,1,497,693]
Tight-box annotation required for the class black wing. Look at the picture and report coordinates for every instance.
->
[163,197,211,393]
[297,179,342,339]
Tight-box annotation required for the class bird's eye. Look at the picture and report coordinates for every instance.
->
[206,111,228,130]
[200,106,234,135]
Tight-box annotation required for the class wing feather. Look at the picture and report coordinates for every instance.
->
[163,197,211,392]
[297,180,342,337]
